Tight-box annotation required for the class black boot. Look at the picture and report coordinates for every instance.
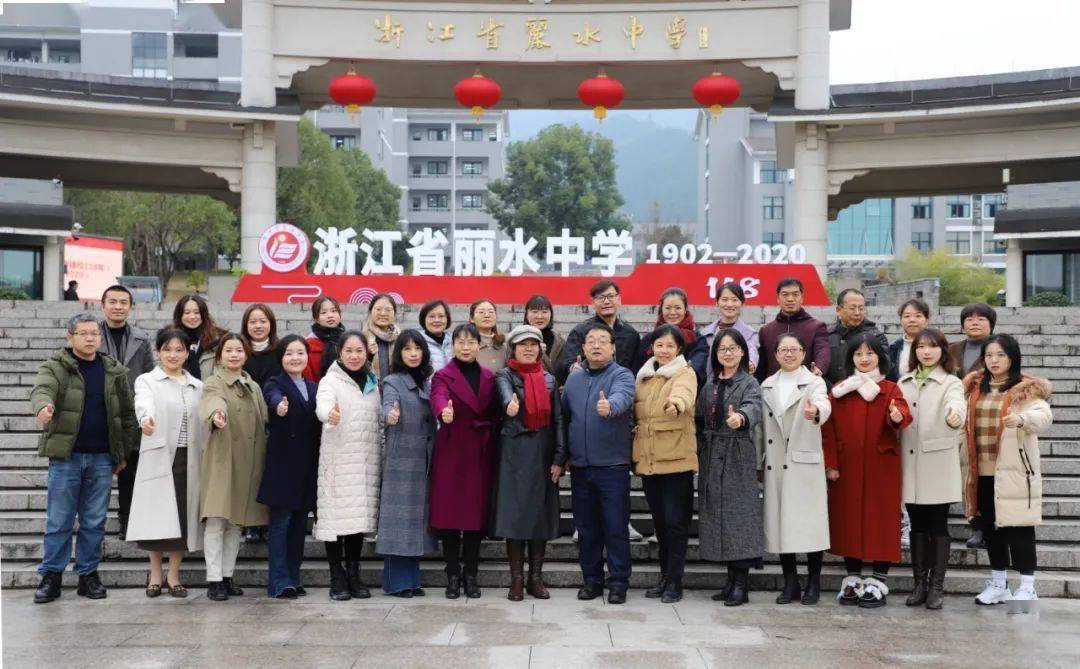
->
[345,561,371,599]
[966,519,987,549]
[506,540,525,602]
[463,573,481,599]
[646,573,667,599]
[801,572,821,606]
[526,540,550,599]
[222,576,243,596]
[33,571,62,604]
[661,578,683,604]
[328,560,351,601]
[925,535,950,610]
[725,567,749,607]
[445,574,461,600]
[76,571,107,599]
[206,580,229,601]
[776,569,801,605]
[906,533,929,607]
[713,566,736,602]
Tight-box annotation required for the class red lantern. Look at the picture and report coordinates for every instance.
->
[578,73,625,121]
[693,72,741,119]
[328,70,376,115]
[454,72,501,121]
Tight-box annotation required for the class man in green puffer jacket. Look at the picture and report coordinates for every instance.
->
[28,313,138,604]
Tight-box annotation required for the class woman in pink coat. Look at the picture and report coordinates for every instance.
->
[429,323,498,600]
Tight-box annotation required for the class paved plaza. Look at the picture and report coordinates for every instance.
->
[2,586,1079,668]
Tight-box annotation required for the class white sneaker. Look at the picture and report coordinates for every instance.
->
[572,529,579,543]
[975,580,1011,605]
[647,534,659,544]
[628,524,644,542]
[1009,586,1038,602]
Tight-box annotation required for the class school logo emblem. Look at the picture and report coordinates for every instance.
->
[259,223,309,273]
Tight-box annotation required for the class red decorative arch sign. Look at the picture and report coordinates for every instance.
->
[231,224,829,307]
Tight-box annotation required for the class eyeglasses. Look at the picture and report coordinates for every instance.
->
[716,346,741,355]
[584,337,613,346]
[777,347,803,354]
[593,292,619,303]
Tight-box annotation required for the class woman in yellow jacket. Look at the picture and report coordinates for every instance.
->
[633,323,698,603]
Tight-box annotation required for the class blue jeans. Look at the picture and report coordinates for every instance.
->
[266,506,308,596]
[571,464,631,589]
[383,555,421,594]
[39,452,114,576]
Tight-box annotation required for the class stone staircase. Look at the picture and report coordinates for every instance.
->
[2,300,1079,597]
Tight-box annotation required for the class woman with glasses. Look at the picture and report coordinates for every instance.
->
[469,298,509,373]
[761,333,831,606]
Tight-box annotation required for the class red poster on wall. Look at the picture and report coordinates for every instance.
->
[231,224,829,306]
[64,235,124,302]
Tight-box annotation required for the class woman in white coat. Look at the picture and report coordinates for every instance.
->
[761,333,831,606]
[315,329,384,601]
[127,329,205,598]
[897,328,966,610]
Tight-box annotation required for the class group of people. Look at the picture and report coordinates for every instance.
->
[29,278,1052,610]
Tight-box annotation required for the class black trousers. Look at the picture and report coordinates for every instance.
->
[976,476,1037,575]
[325,533,364,563]
[116,450,139,534]
[906,503,951,537]
[843,558,890,576]
[641,471,694,582]
[441,530,483,577]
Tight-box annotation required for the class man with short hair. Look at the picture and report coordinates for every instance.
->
[555,279,642,384]
[949,302,997,377]
[825,288,888,386]
[755,278,830,382]
[98,284,154,539]
[63,280,79,301]
[30,314,137,604]
[562,323,637,604]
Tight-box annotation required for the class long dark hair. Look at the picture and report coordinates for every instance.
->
[469,298,504,346]
[390,329,433,379]
[980,333,1023,393]
[241,303,279,350]
[171,294,225,350]
[843,331,891,378]
[523,294,555,352]
[908,328,955,374]
[710,327,750,378]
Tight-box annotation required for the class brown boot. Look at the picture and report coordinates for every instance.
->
[905,533,929,607]
[925,535,950,610]
[526,540,551,599]
[507,540,525,601]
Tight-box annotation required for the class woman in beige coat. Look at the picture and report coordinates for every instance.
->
[963,334,1052,606]
[897,328,966,610]
[469,298,509,373]
[199,333,269,601]
[761,333,831,606]
[128,329,205,598]
[633,324,698,604]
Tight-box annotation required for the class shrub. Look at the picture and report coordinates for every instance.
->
[1023,291,1072,307]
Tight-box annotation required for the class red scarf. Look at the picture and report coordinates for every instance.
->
[646,312,697,357]
[507,359,551,431]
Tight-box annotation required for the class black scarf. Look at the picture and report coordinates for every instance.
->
[456,358,481,395]
[425,329,445,345]
[541,327,555,355]
[343,363,371,389]
[313,323,345,377]
[407,365,428,387]
[708,375,734,430]
[182,326,203,379]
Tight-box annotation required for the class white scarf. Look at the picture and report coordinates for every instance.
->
[250,339,270,352]
[832,369,884,401]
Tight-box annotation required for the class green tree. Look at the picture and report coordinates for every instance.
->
[65,190,237,289]
[277,118,355,240]
[893,248,1005,306]
[487,124,630,240]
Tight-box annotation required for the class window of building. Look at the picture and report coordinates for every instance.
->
[411,130,422,141]
[461,161,483,176]
[982,232,1007,255]
[946,231,971,254]
[461,194,484,209]
[330,135,355,150]
[462,128,482,142]
[911,231,933,252]
[1025,252,1080,303]
[173,33,218,58]
[411,196,421,210]
[0,246,43,299]
[427,193,449,209]
[427,161,448,176]
[983,194,1004,219]
[427,128,449,141]
[828,198,895,256]
[946,195,971,219]
[762,231,784,245]
[132,32,167,79]
[488,133,498,141]
[759,160,781,184]
[911,197,932,219]
[762,196,784,220]
[411,163,422,176]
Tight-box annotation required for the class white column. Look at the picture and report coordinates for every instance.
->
[1005,237,1023,307]
[241,121,277,274]
[241,0,276,108]
[40,40,49,65]
[793,122,828,278]
[44,236,61,300]
[795,0,831,110]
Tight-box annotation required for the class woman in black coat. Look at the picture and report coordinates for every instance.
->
[258,334,320,599]
[490,325,567,602]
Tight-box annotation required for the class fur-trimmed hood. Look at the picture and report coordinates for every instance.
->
[962,370,1052,404]
[636,354,689,382]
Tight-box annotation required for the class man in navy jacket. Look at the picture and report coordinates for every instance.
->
[562,322,636,604]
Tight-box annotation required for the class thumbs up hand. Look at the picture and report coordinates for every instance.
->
[328,402,341,426]
[810,362,823,377]
[441,399,455,424]
[277,396,289,417]
[212,410,228,429]
[571,355,583,374]
[725,404,744,430]
[387,401,401,425]
[596,390,611,417]
[664,399,679,417]
[803,398,818,421]
[945,407,963,429]
[506,393,520,417]
[1002,410,1024,429]
[888,399,903,424]
[36,403,54,426]
[141,416,155,436]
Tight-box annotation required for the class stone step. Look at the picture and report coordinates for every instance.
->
[4,559,1080,598]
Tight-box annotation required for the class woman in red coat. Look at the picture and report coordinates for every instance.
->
[429,323,498,600]
[823,332,912,608]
